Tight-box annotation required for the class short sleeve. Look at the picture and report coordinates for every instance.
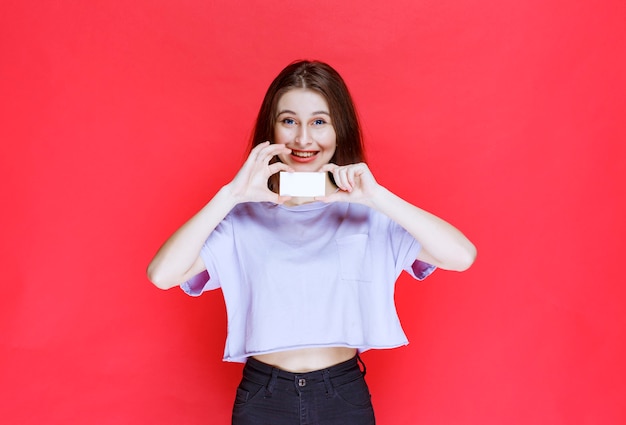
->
[180,270,211,296]
[179,208,239,296]
[382,213,437,281]
[406,259,437,280]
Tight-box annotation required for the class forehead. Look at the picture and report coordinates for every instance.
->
[276,88,330,114]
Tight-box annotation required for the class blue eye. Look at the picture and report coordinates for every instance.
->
[313,119,326,125]
[282,118,296,125]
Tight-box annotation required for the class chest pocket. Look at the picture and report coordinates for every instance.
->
[335,234,372,282]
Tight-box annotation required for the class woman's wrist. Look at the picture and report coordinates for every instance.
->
[202,184,241,215]
[363,184,390,210]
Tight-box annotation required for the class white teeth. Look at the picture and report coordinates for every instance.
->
[292,151,316,158]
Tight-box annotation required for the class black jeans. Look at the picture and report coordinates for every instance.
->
[232,355,376,425]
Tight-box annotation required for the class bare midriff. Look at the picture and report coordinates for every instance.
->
[252,347,357,373]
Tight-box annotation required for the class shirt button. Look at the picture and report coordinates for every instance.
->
[298,378,306,387]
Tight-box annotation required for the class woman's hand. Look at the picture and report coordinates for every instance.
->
[319,161,476,271]
[226,141,293,204]
[317,162,381,206]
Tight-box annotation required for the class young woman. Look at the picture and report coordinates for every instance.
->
[147,60,476,424]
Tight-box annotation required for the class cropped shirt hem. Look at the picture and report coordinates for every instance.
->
[222,341,411,363]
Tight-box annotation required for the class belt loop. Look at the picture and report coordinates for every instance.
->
[323,369,333,398]
[265,368,280,398]
[357,354,367,377]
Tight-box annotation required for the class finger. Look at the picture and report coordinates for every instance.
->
[259,144,291,163]
[319,163,338,173]
[250,141,271,159]
[335,167,353,192]
[261,142,290,154]
[245,142,265,164]
[249,142,282,165]
[347,166,364,189]
[252,141,270,151]
[268,162,294,175]
[345,167,356,189]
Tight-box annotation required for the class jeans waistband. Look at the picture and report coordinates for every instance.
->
[243,355,366,395]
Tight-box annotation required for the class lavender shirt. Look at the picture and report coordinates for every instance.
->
[182,201,435,363]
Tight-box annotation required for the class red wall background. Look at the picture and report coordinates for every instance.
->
[1,0,625,423]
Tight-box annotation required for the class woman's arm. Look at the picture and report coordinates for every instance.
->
[147,142,293,289]
[146,187,237,289]
[368,186,476,271]
[319,162,476,272]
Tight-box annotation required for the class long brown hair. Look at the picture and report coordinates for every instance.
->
[250,60,365,169]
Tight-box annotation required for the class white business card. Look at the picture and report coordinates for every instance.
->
[279,172,326,197]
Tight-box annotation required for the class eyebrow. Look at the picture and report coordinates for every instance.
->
[276,109,331,117]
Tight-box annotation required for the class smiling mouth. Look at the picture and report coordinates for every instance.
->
[291,150,317,158]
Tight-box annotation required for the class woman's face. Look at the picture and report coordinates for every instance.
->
[273,88,337,172]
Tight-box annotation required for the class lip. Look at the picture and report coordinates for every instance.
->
[289,149,319,163]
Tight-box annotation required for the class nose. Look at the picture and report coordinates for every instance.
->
[295,125,311,146]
